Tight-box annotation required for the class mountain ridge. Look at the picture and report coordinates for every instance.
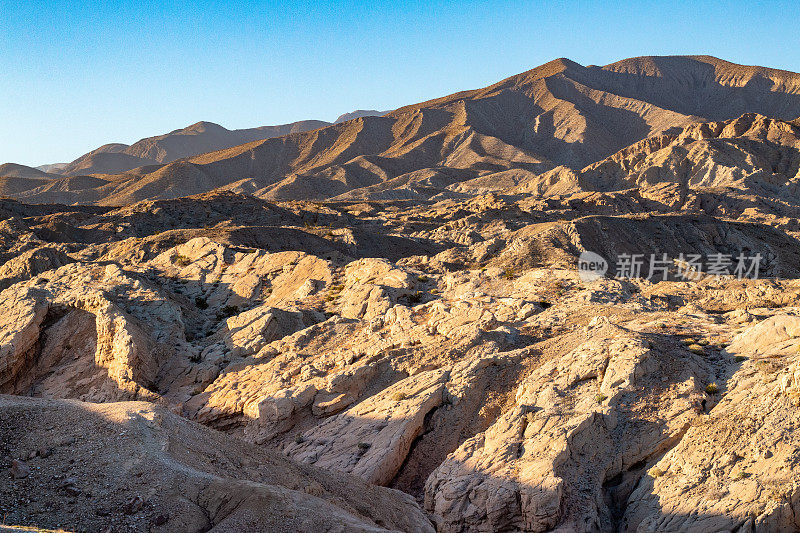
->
[6,55,800,206]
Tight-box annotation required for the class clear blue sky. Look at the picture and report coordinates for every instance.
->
[2,0,799,166]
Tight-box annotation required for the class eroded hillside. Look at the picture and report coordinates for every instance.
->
[3,185,800,531]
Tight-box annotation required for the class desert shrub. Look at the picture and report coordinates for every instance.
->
[756,359,780,375]
[294,434,305,444]
[734,355,747,363]
[502,267,516,280]
[407,291,424,304]
[221,305,239,317]
[357,442,371,452]
[417,274,429,283]
[392,391,408,402]
[648,466,664,478]
[705,383,719,395]
[687,344,705,355]
[173,254,192,267]
[595,393,607,404]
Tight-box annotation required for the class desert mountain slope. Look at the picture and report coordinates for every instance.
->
[50,120,332,177]
[10,55,800,206]
[507,113,800,198]
[588,55,800,121]
[0,164,59,198]
[122,120,333,164]
[31,113,381,179]
[0,163,54,179]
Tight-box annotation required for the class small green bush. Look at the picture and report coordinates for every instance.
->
[687,344,705,355]
[705,382,719,395]
[173,254,192,267]
[392,392,408,402]
[357,442,371,452]
[756,360,779,375]
[595,393,607,404]
[502,267,516,280]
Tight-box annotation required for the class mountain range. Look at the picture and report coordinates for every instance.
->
[20,111,387,179]
[4,55,800,207]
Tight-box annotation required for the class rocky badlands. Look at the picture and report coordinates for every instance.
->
[5,56,800,532]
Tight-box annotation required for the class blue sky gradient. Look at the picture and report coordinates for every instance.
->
[2,0,799,166]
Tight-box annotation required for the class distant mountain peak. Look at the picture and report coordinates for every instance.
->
[334,110,387,124]
[173,121,228,134]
